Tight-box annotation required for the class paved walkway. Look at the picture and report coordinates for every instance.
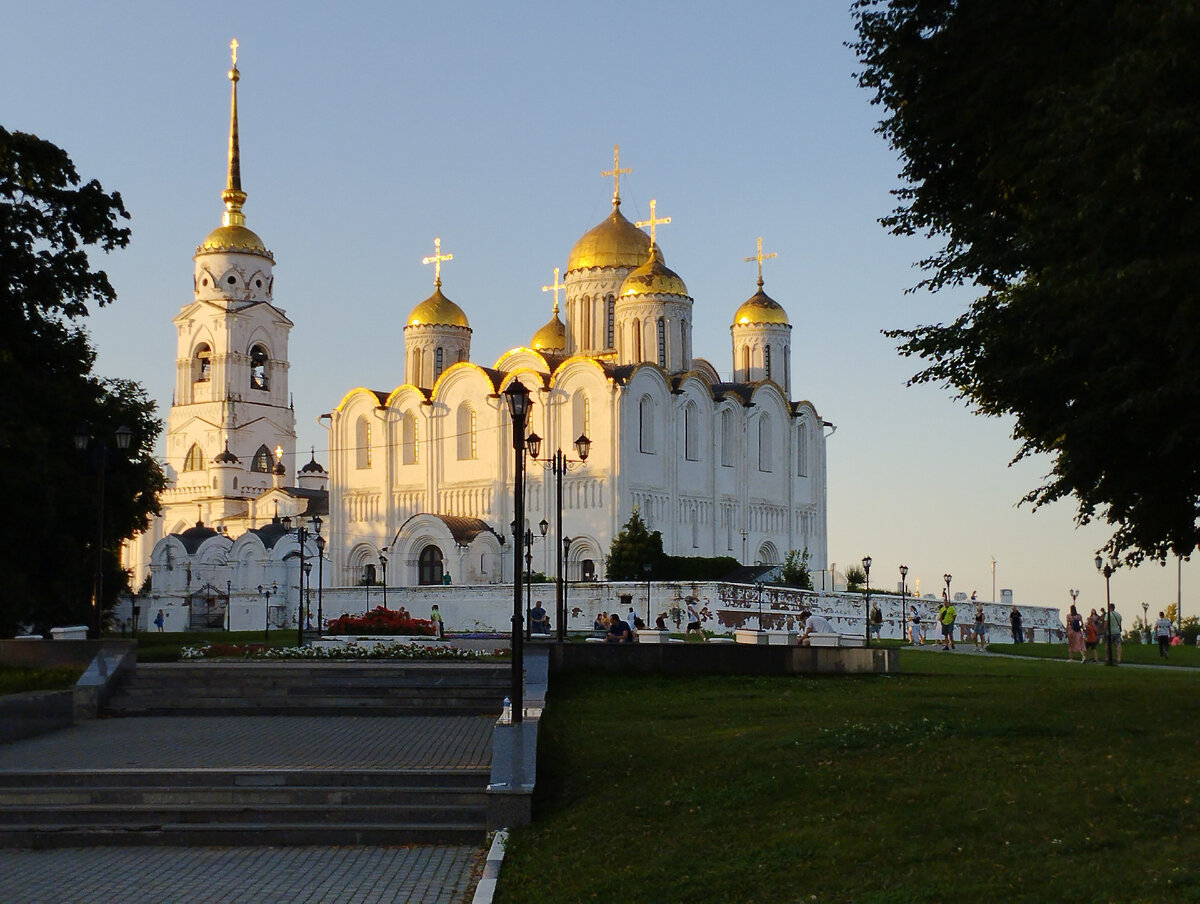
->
[0,844,483,903]
[0,715,495,902]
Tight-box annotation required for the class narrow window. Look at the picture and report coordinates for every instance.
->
[184,443,205,472]
[633,318,642,360]
[684,402,699,461]
[402,412,417,465]
[720,410,734,467]
[657,318,666,368]
[457,404,477,460]
[797,422,808,477]
[434,347,444,378]
[250,345,269,390]
[194,344,212,383]
[741,346,751,381]
[605,296,615,348]
[639,396,655,453]
[758,415,772,472]
[764,345,772,381]
[356,416,372,469]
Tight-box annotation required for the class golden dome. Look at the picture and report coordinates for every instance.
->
[618,245,688,298]
[733,286,790,326]
[197,224,271,257]
[567,203,651,271]
[530,312,566,351]
[407,285,469,328]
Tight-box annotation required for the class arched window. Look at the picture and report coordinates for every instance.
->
[411,347,423,384]
[632,318,642,360]
[572,392,591,443]
[581,295,592,347]
[684,401,699,461]
[681,323,689,366]
[605,295,615,348]
[657,318,667,368]
[355,416,372,469]
[797,421,808,476]
[250,344,269,390]
[457,403,477,460]
[764,345,772,381]
[194,344,212,383]
[639,395,655,454]
[402,411,418,465]
[758,415,772,472]
[434,347,444,378]
[720,409,735,467]
[251,444,272,472]
[418,545,444,585]
[184,443,205,472]
[741,346,751,381]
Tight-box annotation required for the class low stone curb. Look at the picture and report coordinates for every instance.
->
[471,828,508,903]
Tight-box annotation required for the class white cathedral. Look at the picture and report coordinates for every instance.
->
[129,47,829,623]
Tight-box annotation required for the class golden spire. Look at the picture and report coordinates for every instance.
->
[601,144,631,209]
[422,237,453,288]
[541,267,566,314]
[743,236,777,288]
[635,199,671,249]
[221,38,247,228]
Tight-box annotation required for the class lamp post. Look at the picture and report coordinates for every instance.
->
[258,582,277,642]
[755,581,764,631]
[1142,601,1149,644]
[525,431,591,642]
[225,580,232,633]
[303,561,312,633]
[644,561,653,626]
[292,520,308,647]
[900,565,909,642]
[74,424,134,638]
[505,381,530,722]
[862,556,872,648]
[562,536,573,630]
[379,550,388,611]
[1095,555,1115,667]
[312,515,325,634]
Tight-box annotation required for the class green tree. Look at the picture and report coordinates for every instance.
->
[844,565,866,593]
[776,549,812,590]
[851,2,1200,565]
[0,127,164,635]
[605,508,664,581]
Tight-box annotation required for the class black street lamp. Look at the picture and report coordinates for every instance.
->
[303,561,312,632]
[644,561,653,626]
[505,381,531,722]
[525,431,591,642]
[225,580,232,633]
[74,424,134,638]
[755,581,764,631]
[312,515,325,634]
[284,518,309,647]
[900,564,909,641]
[1095,555,1116,666]
[862,556,872,647]
[379,550,388,610]
[258,582,277,642]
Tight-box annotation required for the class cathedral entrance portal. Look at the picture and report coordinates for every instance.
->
[418,545,444,585]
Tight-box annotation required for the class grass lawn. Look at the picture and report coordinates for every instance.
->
[124,629,300,662]
[0,666,82,696]
[497,650,1199,903]
[995,640,1200,668]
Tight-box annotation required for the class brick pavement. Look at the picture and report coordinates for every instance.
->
[0,844,484,903]
[0,716,494,772]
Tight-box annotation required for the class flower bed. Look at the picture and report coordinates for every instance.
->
[325,607,438,636]
[181,641,506,661]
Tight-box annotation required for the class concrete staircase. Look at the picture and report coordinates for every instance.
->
[104,662,510,717]
[0,767,489,848]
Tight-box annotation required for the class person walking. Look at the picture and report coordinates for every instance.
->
[1065,604,1086,663]
[154,609,165,632]
[972,604,988,651]
[1085,609,1101,662]
[1009,605,1023,644]
[909,605,923,646]
[940,599,956,650]
[430,604,445,639]
[685,597,706,642]
[1154,610,1174,659]
[1105,603,1123,663]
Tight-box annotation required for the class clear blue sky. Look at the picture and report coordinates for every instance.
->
[4,0,1190,624]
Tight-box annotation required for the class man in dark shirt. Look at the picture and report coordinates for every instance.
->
[529,601,550,634]
[605,612,633,643]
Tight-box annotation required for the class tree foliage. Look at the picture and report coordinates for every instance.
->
[0,127,163,635]
[851,1,1200,564]
[605,508,664,581]
[844,565,866,593]
[776,549,813,590]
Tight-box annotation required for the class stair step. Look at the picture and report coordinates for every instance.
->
[0,822,487,848]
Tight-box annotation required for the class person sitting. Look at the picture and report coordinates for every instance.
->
[799,610,835,646]
[605,612,633,643]
[529,601,551,634]
[654,615,668,631]
[593,613,609,633]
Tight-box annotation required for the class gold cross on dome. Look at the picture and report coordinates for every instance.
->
[635,199,671,248]
[229,38,238,67]
[422,237,453,287]
[601,144,631,205]
[743,236,777,286]
[541,267,566,313]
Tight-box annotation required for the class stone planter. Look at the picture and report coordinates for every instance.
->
[734,629,769,645]
[765,630,798,646]
[635,629,670,644]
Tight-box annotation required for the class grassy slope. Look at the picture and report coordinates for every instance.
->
[498,652,1199,903]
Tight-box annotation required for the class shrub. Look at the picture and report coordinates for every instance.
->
[325,607,438,636]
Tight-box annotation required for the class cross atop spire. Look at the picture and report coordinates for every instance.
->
[541,267,566,313]
[635,199,671,249]
[602,144,632,208]
[221,38,247,226]
[422,237,453,288]
[743,236,777,287]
